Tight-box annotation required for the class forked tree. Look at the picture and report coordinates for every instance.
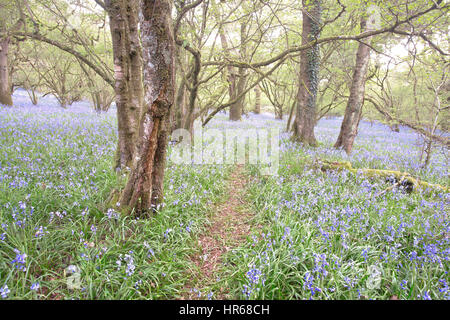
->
[117,0,175,216]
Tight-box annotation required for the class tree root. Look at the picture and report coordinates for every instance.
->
[316,159,449,193]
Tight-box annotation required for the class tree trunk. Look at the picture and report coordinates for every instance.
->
[118,0,175,216]
[233,22,248,120]
[334,17,373,154]
[390,123,400,133]
[292,0,322,146]
[286,100,296,132]
[183,50,201,135]
[174,77,186,131]
[423,138,433,168]
[275,105,283,119]
[128,1,144,121]
[107,0,143,170]
[0,37,13,106]
[232,65,247,120]
[218,24,240,121]
[229,83,241,120]
[29,88,38,105]
[254,85,261,114]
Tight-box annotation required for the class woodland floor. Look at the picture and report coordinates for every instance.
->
[1,98,448,300]
[179,165,259,300]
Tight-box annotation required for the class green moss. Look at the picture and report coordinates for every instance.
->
[319,159,449,193]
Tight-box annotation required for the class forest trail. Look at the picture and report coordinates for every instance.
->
[179,165,256,300]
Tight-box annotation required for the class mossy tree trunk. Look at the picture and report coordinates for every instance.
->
[292,0,322,146]
[118,0,175,216]
[318,159,449,193]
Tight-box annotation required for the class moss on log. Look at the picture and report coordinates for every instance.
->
[318,159,449,193]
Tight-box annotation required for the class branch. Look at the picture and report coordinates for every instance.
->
[94,0,106,11]
[12,31,114,88]
[204,1,448,69]
[174,0,204,35]
[202,56,287,126]
[392,30,449,56]
[365,96,449,147]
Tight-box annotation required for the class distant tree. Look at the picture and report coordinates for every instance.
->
[175,0,204,134]
[254,85,261,114]
[367,54,449,167]
[230,19,249,121]
[78,59,115,113]
[0,0,23,105]
[23,47,85,108]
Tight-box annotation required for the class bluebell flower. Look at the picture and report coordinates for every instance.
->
[11,249,27,271]
[0,285,10,299]
[30,282,40,291]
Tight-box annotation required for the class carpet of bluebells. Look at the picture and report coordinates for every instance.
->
[0,90,448,300]
[0,90,228,299]
[215,113,449,300]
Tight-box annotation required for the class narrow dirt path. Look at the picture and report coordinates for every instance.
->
[179,165,256,300]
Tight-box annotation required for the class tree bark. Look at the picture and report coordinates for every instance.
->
[292,0,322,146]
[286,100,296,131]
[182,49,201,135]
[106,0,143,170]
[118,0,175,216]
[0,37,13,106]
[218,24,239,121]
[334,18,373,154]
[275,101,283,119]
[174,76,186,131]
[230,22,248,121]
[254,84,261,114]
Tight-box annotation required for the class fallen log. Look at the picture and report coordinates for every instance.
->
[317,159,449,193]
